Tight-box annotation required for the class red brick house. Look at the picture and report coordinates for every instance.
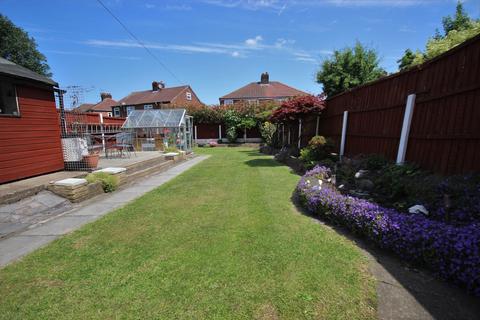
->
[219,72,307,105]
[0,58,64,184]
[112,81,202,117]
[73,92,118,117]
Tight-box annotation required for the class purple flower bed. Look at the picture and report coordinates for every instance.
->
[296,166,480,296]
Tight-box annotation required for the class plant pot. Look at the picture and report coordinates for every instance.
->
[83,154,99,169]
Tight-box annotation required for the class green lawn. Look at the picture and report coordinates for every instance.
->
[0,147,375,319]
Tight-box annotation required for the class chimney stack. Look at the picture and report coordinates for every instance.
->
[100,92,112,101]
[152,81,166,91]
[260,72,269,84]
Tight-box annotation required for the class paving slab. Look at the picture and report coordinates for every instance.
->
[0,235,58,266]
[21,215,99,236]
[0,223,29,236]
[0,155,209,267]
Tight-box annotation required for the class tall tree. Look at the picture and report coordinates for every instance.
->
[316,42,386,97]
[398,1,479,70]
[0,14,51,77]
[442,1,473,35]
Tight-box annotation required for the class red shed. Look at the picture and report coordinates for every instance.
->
[0,58,64,184]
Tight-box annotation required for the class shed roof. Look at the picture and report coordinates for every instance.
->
[0,57,57,86]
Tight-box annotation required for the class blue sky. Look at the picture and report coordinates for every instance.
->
[1,0,479,106]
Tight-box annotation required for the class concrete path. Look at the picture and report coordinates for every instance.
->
[0,155,209,267]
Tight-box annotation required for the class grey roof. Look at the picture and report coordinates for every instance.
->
[122,109,187,129]
[0,57,57,86]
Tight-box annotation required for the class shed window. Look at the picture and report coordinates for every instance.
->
[186,92,192,101]
[0,81,19,116]
[113,107,120,117]
[144,104,153,110]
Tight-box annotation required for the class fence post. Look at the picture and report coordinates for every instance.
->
[396,94,416,164]
[298,118,302,149]
[315,116,319,136]
[218,124,222,141]
[288,126,291,145]
[99,113,106,154]
[340,111,348,160]
[194,125,197,143]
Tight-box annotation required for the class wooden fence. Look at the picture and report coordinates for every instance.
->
[301,34,480,175]
[194,123,262,142]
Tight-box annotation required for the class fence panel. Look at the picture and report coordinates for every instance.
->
[313,34,480,175]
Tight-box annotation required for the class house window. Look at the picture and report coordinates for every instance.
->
[247,99,259,106]
[126,106,135,116]
[113,107,120,117]
[186,92,192,101]
[224,99,233,105]
[0,81,19,116]
[144,104,153,110]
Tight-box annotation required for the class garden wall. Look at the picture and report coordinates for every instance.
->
[307,34,480,175]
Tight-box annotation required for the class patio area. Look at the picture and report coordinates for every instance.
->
[0,152,169,205]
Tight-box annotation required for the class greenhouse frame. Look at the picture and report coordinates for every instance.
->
[121,109,193,152]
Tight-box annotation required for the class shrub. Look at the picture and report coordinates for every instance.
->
[164,146,178,153]
[299,135,335,169]
[260,121,276,146]
[297,166,480,296]
[86,172,119,193]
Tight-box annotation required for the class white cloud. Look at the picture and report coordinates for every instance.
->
[84,37,331,64]
[165,4,192,10]
[45,49,141,60]
[202,0,446,10]
[245,35,263,47]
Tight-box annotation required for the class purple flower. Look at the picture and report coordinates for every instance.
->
[296,167,480,296]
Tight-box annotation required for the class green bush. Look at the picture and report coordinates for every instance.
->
[86,172,119,193]
[260,121,276,146]
[164,146,178,153]
[299,135,336,169]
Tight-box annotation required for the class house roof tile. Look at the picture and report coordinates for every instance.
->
[220,81,307,100]
[117,86,189,106]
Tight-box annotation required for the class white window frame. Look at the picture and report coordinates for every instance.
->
[224,99,233,105]
[126,106,135,116]
[144,104,153,110]
[186,92,192,101]
[0,81,20,117]
[113,107,120,117]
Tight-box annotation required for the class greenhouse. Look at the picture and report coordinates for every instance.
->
[121,109,193,152]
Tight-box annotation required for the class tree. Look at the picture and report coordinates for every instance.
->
[316,42,386,97]
[270,95,325,123]
[425,21,480,59]
[442,1,473,35]
[398,1,479,70]
[397,49,425,71]
[0,14,51,77]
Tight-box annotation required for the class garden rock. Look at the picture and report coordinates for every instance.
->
[354,170,369,179]
[409,205,429,215]
[357,179,374,190]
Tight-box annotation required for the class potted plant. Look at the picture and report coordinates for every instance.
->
[83,149,100,169]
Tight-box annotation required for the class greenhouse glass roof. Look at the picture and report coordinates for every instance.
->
[122,109,187,129]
